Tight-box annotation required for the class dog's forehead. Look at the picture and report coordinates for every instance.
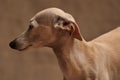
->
[30,8,75,25]
[36,8,65,17]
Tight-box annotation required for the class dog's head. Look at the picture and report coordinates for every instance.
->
[9,8,83,51]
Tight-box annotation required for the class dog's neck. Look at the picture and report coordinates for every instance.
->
[52,38,94,80]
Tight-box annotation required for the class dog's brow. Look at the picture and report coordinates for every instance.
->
[30,20,39,27]
[30,20,33,23]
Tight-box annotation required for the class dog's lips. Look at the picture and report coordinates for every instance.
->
[17,44,32,51]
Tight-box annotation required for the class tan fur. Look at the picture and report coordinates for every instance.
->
[9,8,120,80]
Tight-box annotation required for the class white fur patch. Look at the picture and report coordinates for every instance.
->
[31,20,39,27]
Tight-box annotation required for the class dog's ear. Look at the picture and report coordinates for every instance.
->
[54,16,82,40]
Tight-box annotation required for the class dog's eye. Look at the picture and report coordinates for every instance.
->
[63,21,70,26]
[29,24,34,30]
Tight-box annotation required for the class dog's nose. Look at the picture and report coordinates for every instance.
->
[9,40,17,49]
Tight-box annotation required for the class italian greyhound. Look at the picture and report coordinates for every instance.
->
[9,8,120,80]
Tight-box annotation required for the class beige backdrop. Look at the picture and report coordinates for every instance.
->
[0,0,120,80]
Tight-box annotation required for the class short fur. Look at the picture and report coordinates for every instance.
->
[9,8,120,80]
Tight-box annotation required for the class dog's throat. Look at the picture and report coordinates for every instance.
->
[52,40,89,80]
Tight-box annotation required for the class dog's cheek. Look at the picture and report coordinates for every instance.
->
[26,26,56,46]
[28,34,40,43]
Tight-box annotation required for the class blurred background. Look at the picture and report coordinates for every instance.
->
[0,0,120,80]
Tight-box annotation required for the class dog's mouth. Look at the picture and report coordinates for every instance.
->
[9,41,33,51]
[17,44,32,51]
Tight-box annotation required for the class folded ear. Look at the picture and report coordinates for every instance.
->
[54,16,83,41]
[71,22,83,40]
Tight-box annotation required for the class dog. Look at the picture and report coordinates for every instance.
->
[9,8,120,80]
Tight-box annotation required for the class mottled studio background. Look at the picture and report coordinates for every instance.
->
[0,0,120,80]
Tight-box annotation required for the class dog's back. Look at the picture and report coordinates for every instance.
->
[93,27,120,45]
